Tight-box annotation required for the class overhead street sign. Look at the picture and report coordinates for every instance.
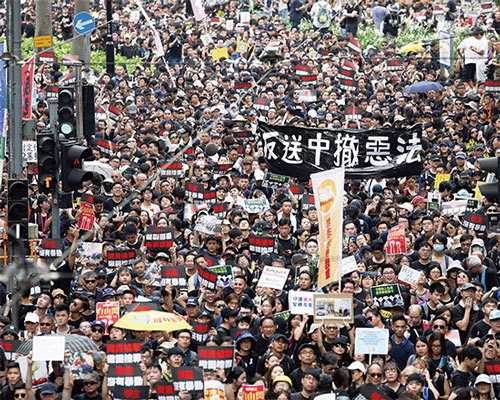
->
[73,12,95,36]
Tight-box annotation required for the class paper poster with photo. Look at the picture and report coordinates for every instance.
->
[355,328,389,355]
[288,291,314,315]
[257,266,289,290]
[76,242,102,263]
[243,198,270,214]
[397,265,421,287]
[386,224,406,255]
[370,284,404,309]
[194,215,222,235]
[209,265,234,287]
[313,293,353,323]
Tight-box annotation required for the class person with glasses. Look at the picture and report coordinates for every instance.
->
[70,371,108,400]
[12,384,33,400]
[317,322,345,356]
[426,332,455,379]
[38,315,55,335]
[289,343,317,391]
[290,368,320,400]
[68,295,90,330]
[90,321,106,351]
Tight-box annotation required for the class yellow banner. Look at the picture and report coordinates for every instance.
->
[475,181,485,199]
[211,47,229,61]
[34,35,53,48]
[311,168,344,289]
[434,173,450,189]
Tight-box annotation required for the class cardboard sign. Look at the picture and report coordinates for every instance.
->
[355,328,389,355]
[172,366,204,392]
[254,98,270,112]
[445,329,461,347]
[434,173,450,189]
[386,59,403,71]
[156,383,177,400]
[145,227,174,249]
[370,284,404,309]
[96,301,120,334]
[484,361,500,383]
[427,193,441,212]
[295,65,310,76]
[97,139,115,156]
[107,250,136,268]
[338,67,355,80]
[160,161,184,177]
[487,212,500,233]
[212,202,228,219]
[386,224,406,255]
[463,211,487,232]
[39,52,55,65]
[297,89,317,103]
[340,78,357,91]
[198,346,234,370]
[161,265,187,288]
[197,265,218,290]
[106,341,142,364]
[190,321,211,343]
[204,380,225,400]
[345,107,362,121]
[302,194,315,211]
[211,47,229,61]
[194,215,222,235]
[248,235,275,254]
[485,81,500,92]
[441,200,467,216]
[38,239,64,259]
[0,340,21,360]
[33,336,65,361]
[313,293,353,322]
[340,255,358,277]
[242,384,265,400]
[126,301,161,312]
[243,198,270,214]
[264,172,290,186]
[257,266,289,290]
[289,291,314,314]
[113,386,150,400]
[209,265,233,287]
[108,364,143,387]
[301,75,317,85]
[348,38,362,53]
[185,182,206,202]
[235,81,251,90]
[397,265,421,287]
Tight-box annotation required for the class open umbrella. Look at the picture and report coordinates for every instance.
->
[83,161,114,179]
[17,334,99,355]
[112,311,192,332]
[399,41,425,55]
[403,81,443,94]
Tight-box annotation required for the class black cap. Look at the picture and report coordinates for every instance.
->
[221,307,239,319]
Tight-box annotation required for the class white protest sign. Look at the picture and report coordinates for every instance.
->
[201,34,213,46]
[257,266,289,290]
[289,291,314,314]
[355,328,389,355]
[341,256,358,277]
[446,330,461,347]
[33,335,65,361]
[397,265,421,286]
[22,140,37,162]
[239,11,250,24]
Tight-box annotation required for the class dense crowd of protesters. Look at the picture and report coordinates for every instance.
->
[2,0,500,398]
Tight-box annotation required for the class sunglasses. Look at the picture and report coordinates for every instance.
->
[92,328,105,333]
[433,325,445,329]
[132,201,141,204]
[369,373,382,378]
[83,381,98,386]
[15,394,26,398]
[40,323,52,327]
[85,280,96,284]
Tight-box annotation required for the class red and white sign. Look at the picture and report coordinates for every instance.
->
[96,301,120,334]
[386,224,406,255]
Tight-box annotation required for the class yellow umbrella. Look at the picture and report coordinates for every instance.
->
[399,42,424,55]
[113,311,192,332]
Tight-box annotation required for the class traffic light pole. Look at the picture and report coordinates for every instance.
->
[48,98,60,238]
[75,61,84,144]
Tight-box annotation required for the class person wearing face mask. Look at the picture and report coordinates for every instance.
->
[431,234,452,275]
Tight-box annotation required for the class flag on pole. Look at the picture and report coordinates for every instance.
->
[190,0,206,21]
[311,168,344,289]
[0,42,7,190]
[135,0,165,58]
[22,56,35,119]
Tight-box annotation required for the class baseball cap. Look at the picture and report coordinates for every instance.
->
[221,307,239,319]
[411,196,428,206]
[2,325,18,338]
[40,382,58,395]
[291,254,308,265]
[308,323,320,334]
[103,288,116,297]
[273,376,292,387]
[116,285,135,296]
[475,374,492,385]
[91,320,106,329]
[24,312,39,324]
[461,283,476,292]
[186,297,199,307]
[489,310,500,321]
[155,252,169,260]
[347,361,366,374]
[456,152,467,159]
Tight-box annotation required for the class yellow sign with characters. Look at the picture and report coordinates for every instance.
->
[34,35,53,48]
[434,173,450,189]
[211,47,229,61]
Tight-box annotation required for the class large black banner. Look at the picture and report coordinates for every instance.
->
[258,122,423,180]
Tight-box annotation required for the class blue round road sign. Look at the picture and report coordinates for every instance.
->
[73,12,95,36]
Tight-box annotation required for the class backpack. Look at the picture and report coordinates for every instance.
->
[318,5,329,24]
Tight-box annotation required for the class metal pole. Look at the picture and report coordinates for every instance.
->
[75,61,84,144]
[105,0,115,76]
[83,35,90,67]
[9,0,23,180]
[48,98,60,238]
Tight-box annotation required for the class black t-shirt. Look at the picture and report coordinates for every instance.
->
[345,4,359,25]
[451,369,474,388]
[470,319,491,340]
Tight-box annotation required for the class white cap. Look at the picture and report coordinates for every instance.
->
[24,312,40,324]
[347,361,366,374]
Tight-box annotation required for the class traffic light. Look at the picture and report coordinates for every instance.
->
[478,157,500,204]
[58,87,75,138]
[7,179,28,254]
[61,142,93,192]
[82,85,96,140]
[36,131,57,193]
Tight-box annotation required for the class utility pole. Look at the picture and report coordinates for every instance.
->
[34,0,54,64]
[71,0,91,66]
[48,98,60,238]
